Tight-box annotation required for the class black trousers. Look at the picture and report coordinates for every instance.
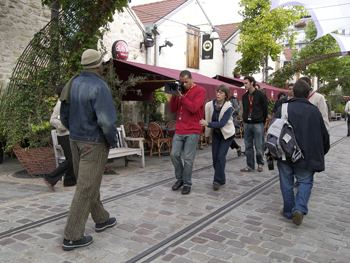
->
[45,135,76,186]
[230,138,240,150]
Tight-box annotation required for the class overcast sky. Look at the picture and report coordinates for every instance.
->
[129,0,242,25]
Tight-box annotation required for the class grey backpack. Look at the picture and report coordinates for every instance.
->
[265,103,303,162]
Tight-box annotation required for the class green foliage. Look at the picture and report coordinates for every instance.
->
[6,0,130,149]
[269,21,350,94]
[149,112,164,122]
[0,84,9,142]
[268,100,275,115]
[141,88,169,121]
[235,0,306,75]
[101,63,146,126]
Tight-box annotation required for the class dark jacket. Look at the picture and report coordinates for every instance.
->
[60,72,118,147]
[274,98,330,172]
[242,89,268,124]
[273,95,289,113]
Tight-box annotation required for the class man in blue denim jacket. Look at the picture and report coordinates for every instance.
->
[60,49,118,251]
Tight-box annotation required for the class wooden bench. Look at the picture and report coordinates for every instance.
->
[51,125,145,168]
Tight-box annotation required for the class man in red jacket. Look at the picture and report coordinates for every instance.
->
[169,70,206,194]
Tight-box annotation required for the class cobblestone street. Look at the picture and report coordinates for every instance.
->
[0,121,349,263]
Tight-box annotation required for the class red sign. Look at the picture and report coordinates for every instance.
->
[112,40,129,61]
[271,91,274,99]
[233,90,238,98]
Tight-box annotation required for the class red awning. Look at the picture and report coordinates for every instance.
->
[105,59,245,101]
[214,75,287,100]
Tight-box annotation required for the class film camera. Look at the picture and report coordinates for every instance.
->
[164,80,184,94]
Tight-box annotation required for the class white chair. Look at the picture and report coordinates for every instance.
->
[51,130,65,168]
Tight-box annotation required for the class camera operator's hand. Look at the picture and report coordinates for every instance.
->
[172,89,183,98]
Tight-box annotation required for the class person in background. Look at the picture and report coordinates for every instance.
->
[275,79,329,226]
[229,94,242,156]
[43,83,77,191]
[344,99,350,136]
[200,84,235,190]
[274,83,294,112]
[272,92,286,114]
[240,76,268,172]
[169,70,206,195]
[323,94,331,122]
[300,76,330,133]
[60,49,118,251]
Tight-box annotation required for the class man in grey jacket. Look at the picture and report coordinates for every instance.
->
[60,49,118,251]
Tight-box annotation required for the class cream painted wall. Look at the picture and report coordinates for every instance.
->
[145,1,225,78]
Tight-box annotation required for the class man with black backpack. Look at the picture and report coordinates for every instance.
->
[274,79,329,226]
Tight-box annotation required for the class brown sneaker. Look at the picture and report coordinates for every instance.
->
[258,165,263,172]
[213,184,220,190]
[292,211,303,226]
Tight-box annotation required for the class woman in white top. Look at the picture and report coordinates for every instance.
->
[200,85,235,190]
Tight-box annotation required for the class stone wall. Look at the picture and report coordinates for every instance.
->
[0,0,51,87]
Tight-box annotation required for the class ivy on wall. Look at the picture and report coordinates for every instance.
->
[5,0,131,149]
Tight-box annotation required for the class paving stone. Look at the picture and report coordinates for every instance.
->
[244,224,262,232]
[248,253,271,263]
[206,241,228,250]
[239,236,261,245]
[198,232,225,243]
[225,240,245,248]
[226,247,248,256]
[218,230,238,239]
[262,229,283,237]
[162,254,175,261]
[207,249,233,260]
[192,244,209,253]
[172,247,189,255]
[269,251,292,262]
[248,245,269,255]
[307,254,332,263]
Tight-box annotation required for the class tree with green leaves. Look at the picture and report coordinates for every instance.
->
[291,21,350,94]
[269,21,350,97]
[235,0,305,78]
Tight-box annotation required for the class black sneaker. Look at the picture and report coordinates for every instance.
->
[181,186,191,195]
[95,217,117,233]
[172,180,183,190]
[62,235,93,251]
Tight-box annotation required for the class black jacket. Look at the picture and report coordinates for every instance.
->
[242,89,268,124]
[273,95,289,113]
[274,98,330,172]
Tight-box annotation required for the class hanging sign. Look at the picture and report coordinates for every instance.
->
[112,40,129,61]
[202,34,213,60]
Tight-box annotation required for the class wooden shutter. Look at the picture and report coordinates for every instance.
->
[186,27,200,69]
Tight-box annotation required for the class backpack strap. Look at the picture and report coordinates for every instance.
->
[281,103,288,120]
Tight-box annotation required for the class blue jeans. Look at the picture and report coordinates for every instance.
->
[277,161,314,219]
[171,133,200,187]
[244,123,264,170]
[212,130,233,185]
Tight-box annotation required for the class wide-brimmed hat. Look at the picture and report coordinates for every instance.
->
[81,49,102,69]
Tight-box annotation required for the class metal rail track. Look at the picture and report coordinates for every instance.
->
[0,135,347,262]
